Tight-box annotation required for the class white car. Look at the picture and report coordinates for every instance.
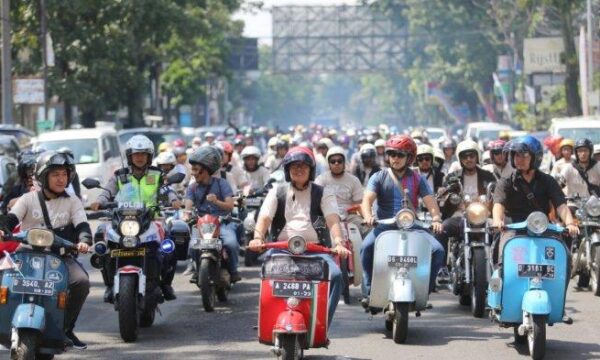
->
[464,122,513,148]
[549,116,600,143]
[34,128,123,206]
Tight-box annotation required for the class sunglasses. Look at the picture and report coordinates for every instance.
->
[416,156,432,162]
[329,158,344,165]
[490,149,503,156]
[386,151,408,159]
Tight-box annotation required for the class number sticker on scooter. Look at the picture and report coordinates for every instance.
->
[517,264,555,279]
[387,256,418,268]
[12,278,55,296]
[272,280,313,298]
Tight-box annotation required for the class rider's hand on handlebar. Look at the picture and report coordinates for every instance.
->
[89,202,101,211]
[566,223,579,237]
[492,218,504,230]
[171,200,182,210]
[206,194,217,203]
[0,230,4,243]
[76,243,90,254]
[248,239,265,252]
[364,215,376,227]
[332,244,351,258]
[431,221,443,235]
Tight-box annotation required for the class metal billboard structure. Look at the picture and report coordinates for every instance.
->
[272,5,408,73]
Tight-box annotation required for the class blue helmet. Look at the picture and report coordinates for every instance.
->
[509,135,543,170]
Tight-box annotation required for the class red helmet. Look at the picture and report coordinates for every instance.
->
[172,138,186,148]
[282,146,316,182]
[543,135,563,156]
[220,141,233,154]
[385,135,417,165]
[488,139,506,152]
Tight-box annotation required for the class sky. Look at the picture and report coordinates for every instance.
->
[233,0,360,44]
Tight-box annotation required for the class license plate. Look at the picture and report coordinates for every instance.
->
[12,278,55,296]
[517,264,555,279]
[272,280,313,298]
[246,198,262,207]
[111,248,146,258]
[388,256,418,267]
[198,239,221,250]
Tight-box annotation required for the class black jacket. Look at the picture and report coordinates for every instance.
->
[444,167,496,196]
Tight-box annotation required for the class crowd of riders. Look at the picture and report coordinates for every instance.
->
[0,121,597,351]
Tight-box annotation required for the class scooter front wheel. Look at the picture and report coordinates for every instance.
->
[279,334,300,360]
[471,247,487,318]
[392,302,409,344]
[340,258,351,304]
[200,258,216,312]
[13,329,37,360]
[528,315,546,360]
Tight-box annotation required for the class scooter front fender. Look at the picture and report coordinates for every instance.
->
[11,304,45,331]
[273,310,308,334]
[522,289,551,315]
[389,277,415,303]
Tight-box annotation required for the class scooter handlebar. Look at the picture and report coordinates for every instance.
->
[253,241,332,254]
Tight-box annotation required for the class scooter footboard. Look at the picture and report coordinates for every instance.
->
[347,223,363,287]
[522,289,551,315]
[12,304,45,331]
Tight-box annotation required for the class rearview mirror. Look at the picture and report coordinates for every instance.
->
[167,172,185,185]
[82,178,101,189]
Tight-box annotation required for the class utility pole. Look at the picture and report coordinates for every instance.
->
[587,0,596,114]
[41,0,48,121]
[1,0,12,124]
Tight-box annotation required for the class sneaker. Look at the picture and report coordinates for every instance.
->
[103,287,113,304]
[65,331,87,350]
[437,267,450,285]
[161,285,177,301]
[230,272,242,284]
[562,313,574,325]
[360,297,370,311]
[183,261,195,276]
[190,272,198,284]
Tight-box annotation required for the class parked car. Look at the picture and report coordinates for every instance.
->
[118,128,184,152]
[549,116,600,143]
[34,128,123,206]
[0,124,35,149]
[0,135,21,159]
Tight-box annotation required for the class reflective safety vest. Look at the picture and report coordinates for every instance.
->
[116,169,161,207]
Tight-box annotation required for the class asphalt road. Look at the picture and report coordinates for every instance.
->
[12,255,595,360]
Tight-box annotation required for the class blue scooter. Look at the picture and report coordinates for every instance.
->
[487,211,569,360]
[0,228,75,360]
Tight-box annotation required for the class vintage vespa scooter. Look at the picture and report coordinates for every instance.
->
[369,189,432,344]
[253,236,332,360]
[487,211,569,360]
[337,204,363,304]
[0,228,75,360]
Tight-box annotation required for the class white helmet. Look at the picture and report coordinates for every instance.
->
[241,145,261,160]
[326,146,346,161]
[267,136,279,149]
[374,139,386,148]
[125,135,154,167]
[316,138,335,149]
[155,151,176,166]
[456,139,481,163]
[416,144,434,157]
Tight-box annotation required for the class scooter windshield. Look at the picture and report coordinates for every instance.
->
[115,182,145,210]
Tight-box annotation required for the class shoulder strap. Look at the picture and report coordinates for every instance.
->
[515,175,542,211]
[270,184,289,240]
[196,178,213,210]
[310,183,329,247]
[387,168,415,210]
[36,191,53,230]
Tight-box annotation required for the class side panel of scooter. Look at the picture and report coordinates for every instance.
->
[258,279,329,348]
[347,223,363,287]
[500,237,567,324]
[370,230,432,310]
[487,269,501,309]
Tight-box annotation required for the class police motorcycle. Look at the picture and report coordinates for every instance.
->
[487,212,569,360]
[369,189,432,344]
[83,174,181,343]
[567,194,600,295]
[188,210,233,312]
[0,228,75,360]
[251,236,332,360]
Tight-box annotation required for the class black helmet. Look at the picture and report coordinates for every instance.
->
[275,139,289,151]
[575,138,594,162]
[442,138,457,149]
[35,151,75,191]
[17,150,39,180]
[188,146,222,175]
[282,146,316,182]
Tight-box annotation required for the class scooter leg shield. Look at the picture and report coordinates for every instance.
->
[273,310,308,334]
[388,278,415,303]
[11,304,46,331]
[521,289,551,315]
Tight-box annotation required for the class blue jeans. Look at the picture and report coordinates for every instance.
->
[221,222,240,275]
[360,224,445,296]
[266,249,342,326]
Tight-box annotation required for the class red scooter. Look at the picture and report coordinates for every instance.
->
[254,236,331,360]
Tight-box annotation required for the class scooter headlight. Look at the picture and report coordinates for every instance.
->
[288,236,307,255]
[122,236,138,248]
[526,211,548,235]
[449,193,462,205]
[27,228,53,247]
[585,196,600,217]
[286,297,300,309]
[119,220,140,237]
[396,209,415,229]
[466,202,488,226]
[200,223,217,240]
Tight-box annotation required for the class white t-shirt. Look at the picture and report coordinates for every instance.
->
[314,171,363,219]
[482,162,514,179]
[259,183,338,243]
[561,161,600,197]
[463,172,479,198]
[244,166,271,192]
[11,191,87,231]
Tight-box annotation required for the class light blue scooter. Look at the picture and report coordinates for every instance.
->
[487,211,569,360]
[0,228,75,360]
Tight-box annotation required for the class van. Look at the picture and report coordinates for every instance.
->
[464,122,513,142]
[34,128,123,205]
[549,116,600,143]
